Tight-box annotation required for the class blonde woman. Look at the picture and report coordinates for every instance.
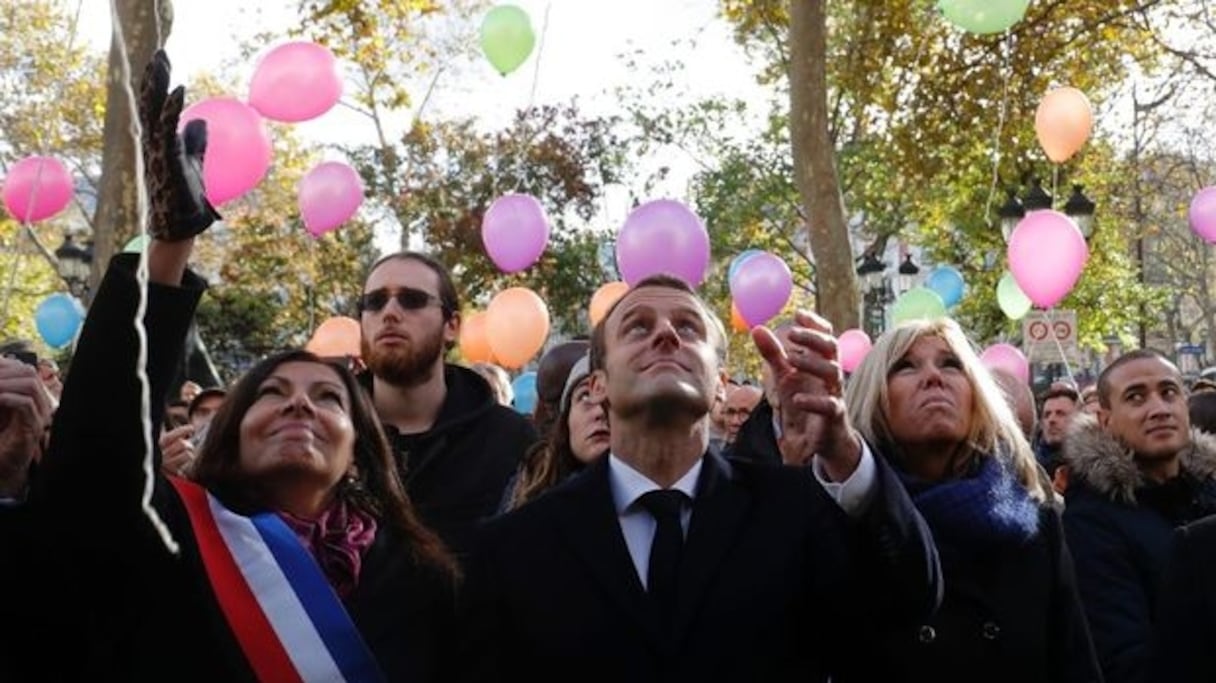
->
[840,318,1099,682]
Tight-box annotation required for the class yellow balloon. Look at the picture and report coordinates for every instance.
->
[306,316,361,358]
[487,287,550,369]
[459,311,496,363]
[589,281,629,328]
[1035,87,1094,163]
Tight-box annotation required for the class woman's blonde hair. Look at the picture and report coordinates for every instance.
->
[844,318,1051,503]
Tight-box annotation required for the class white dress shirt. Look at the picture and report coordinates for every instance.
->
[608,444,878,588]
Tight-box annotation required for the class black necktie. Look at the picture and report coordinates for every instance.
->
[639,489,688,624]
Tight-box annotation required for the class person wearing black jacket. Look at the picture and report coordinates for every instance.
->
[842,317,1100,682]
[1063,349,1216,683]
[1154,513,1216,681]
[357,254,537,558]
[457,280,941,681]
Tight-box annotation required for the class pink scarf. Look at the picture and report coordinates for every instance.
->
[278,499,378,598]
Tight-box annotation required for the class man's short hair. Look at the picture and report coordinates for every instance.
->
[1097,349,1177,409]
[589,275,727,372]
[1039,385,1080,406]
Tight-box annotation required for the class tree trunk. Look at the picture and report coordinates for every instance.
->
[787,0,860,331]
[89,0,173,301]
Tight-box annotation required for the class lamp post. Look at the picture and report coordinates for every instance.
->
[54,232,92,300]
[857,253,892,339]
[998,180,1096,242]
[897,253,921,295]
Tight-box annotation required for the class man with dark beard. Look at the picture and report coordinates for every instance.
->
[359,252,537,557]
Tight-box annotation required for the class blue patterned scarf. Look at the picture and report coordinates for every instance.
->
[897,453,1040,552]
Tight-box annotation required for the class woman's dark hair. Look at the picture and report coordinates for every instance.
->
[192,349,456,576]
[507,375,598,510]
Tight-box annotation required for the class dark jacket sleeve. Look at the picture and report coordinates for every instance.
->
[1064,502,1150,683]
[843,452,943,627]
[1153,522,1214,683]
[32,253,205,545]
[1044,508,1104,682]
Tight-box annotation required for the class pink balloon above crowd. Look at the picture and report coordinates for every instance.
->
[2,155,73,223]
[249,41,343,123]
[1189,186,1216,244]
[1007,209,1088,309]
[980,343,1030,384]
[179,97,273,206]
[482,193,550,273]
[837,329,873,373]
[298,161,363,238]
[730,250,793,327]
[616,199,710,287]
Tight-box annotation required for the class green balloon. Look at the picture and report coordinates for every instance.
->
[892,287,948,326]
[480,5,536,76]
[996,271,1032,320]
[123,235,148,253]
[938,0,1030,34]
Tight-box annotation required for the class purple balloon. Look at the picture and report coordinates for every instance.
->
[1190,187,1216,243]
[730,251,793,327]
[482,193,550,273]
[616,199,710,287]
[298,161,363,237]
[1007,210,1088,309]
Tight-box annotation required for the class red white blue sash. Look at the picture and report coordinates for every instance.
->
[170,478,385,683]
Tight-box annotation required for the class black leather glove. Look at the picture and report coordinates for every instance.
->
[139,50,221,241]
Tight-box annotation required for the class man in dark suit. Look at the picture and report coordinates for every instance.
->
[458,275,941,682]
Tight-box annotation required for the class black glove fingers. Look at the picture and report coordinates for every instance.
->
[182,119,208,161]
[160,86,186,147]
[139,50,171,134]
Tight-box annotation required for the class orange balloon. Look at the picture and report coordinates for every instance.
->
[459,311,495,363]
[306,316,361,358]
[730,302,749,333]
[1035,87,1093,163]
[589,281,629,327]
[486,287,550,369]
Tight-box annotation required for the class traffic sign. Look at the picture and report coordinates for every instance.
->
[1022,310,1080,364]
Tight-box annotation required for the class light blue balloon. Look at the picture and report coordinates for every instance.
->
[925,266,966,308]
[35,293,84,349]
[728,249,762,284]
[512,371,538,415]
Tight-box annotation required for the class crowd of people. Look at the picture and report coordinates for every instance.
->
[5,50,1216,682]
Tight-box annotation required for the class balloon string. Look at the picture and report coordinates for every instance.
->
[983,30,1014,231]
[509,2,552,194]
[1052,164,1059,210]
[109,0,178,556]
[1046,307,1077,387]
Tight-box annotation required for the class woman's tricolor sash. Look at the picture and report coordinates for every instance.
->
[170,478,385,683]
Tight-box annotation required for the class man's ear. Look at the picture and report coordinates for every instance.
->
[443,310,461,345]
[588,369,608,403]
[715,371,729,403]
[1097,406,1111,429]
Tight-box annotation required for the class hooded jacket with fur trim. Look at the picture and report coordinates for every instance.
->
[1062,414,1216,683]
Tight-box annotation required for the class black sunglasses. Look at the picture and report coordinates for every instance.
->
[357,287,447,315]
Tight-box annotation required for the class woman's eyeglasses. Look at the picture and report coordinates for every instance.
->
[357,287,446,314]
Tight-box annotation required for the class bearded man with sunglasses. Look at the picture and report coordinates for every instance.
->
[358,252,537,558]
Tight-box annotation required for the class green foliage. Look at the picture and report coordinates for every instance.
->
[368,103,632,336]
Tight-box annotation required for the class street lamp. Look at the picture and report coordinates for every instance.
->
[1063,184,1097,240]
[999,179,1097,242]
[897,253,920,294]
[54,233,92,299]
[856,253,892,339]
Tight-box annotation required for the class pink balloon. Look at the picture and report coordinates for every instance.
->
[616,199,710,287]
[1189,187,1216,243]
[981,343,1030,384]
[837,329,873,373]
[1007,210,1088,308]
[2,156,72,223]
[249,41,343,123]
[730,251,792,326]
[298,161,363,237]
[180,97,273,206]
[481,193,550,273]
